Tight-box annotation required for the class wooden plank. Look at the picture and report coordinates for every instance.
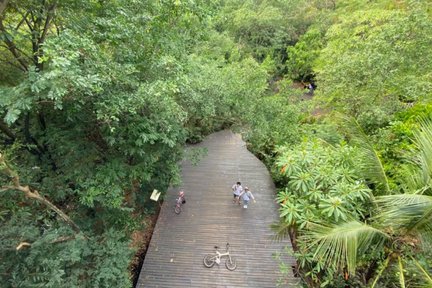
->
[136,130,297,287]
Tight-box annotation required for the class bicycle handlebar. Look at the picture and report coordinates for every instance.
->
[214,243,230,250]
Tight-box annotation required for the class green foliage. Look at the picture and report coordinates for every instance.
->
[315,1,432,126]
[374,102,432,192]
[183,53,268,142]
[276,140,372,227]
[288,119,432,287]
[286,27,324,81]
[304,221,388,275]
[215,0,324,74]
[0,1,249,286]
[2,0,432,287]
[0,208,132,287]
[335,114,390,195]
[242,79,305,164]
[274,139,374,285]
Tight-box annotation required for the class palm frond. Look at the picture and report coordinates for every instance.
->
[332,113,390,195]
[400,163,430,194]
[304,220,389,275]
[411,256,432,286]
[370,255,391,288]
[412,118,432,193]
[398,256,406,288]
[271,220,291,242]
[376,194,432,247]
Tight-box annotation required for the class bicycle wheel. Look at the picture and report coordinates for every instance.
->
[225,256,237,271]
[203,254,216,268]
[174,204,181,214]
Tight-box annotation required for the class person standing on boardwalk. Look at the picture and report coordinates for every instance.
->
[239,187,256,209]
[232,181,243,204]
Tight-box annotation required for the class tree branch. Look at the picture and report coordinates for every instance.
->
[16,242,31,250]
[29,10,36,26]
[0,153,84,235]
[24,112,45,154]
[15,235,76,250]
[39,3,56,45]
[15,11,29,30]
[0,19,28,71]
[0,57,27,72]
[0,119,16,140]
[1,42,32,61]
[0,185,15,192]
[8,4,33,31]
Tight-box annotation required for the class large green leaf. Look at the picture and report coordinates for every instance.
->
[304,220,388,275]
[376,194,432,247]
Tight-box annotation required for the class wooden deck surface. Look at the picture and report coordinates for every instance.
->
[136,130,297,287]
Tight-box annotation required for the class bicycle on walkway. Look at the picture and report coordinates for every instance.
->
[203,243,237,271]
[174,190,186,214]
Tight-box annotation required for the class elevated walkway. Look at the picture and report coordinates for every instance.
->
[137,130,296,287]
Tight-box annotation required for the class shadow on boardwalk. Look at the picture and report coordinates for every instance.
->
[137,130,297,287]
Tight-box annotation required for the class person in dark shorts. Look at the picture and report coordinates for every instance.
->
[231,181,243,204]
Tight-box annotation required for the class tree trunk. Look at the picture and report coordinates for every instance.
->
[364,260,378,284]
[288,225,298,252]
[0,0,8,16]
[0,120,15,140]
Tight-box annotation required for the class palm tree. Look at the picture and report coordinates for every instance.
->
[305,118,432,287]
[335,113,390,195]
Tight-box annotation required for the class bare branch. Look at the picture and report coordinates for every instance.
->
[15,11,29,30]
[0,19,29,71]
[0,57,27,72]
[10,5,34,31]
[13,45,31,60]
[29,10,36,26]
[1,42,32,61]
[0,185,15,192]
[16,242,31,250]
[0,153,84,235]
[50,235,76,244]
[15,235,76,251]
[39,3,56,45]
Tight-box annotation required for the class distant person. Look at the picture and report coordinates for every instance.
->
[232,181,243,204]
[239,187,256,209]
[177,190,186,205]
[308,83,314,93]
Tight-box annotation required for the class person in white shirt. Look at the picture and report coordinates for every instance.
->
[232,181,243,204]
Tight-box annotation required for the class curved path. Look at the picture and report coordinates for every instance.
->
[136,130,296,287]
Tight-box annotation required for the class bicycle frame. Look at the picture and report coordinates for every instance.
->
[213,244,231,263]
[214,250,230,264]
[203,243,237,270]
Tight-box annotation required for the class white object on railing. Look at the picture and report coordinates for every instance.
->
[150,189,161,201]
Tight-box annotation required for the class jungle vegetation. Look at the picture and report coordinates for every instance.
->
[0,0,431,287]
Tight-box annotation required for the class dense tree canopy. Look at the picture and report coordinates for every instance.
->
[1,0,431,287]
[0,1,267,286]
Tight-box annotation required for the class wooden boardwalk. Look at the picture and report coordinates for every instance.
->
[136,130,297,287]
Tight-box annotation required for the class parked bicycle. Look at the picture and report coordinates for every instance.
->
[203,243,237,271]
[174,190,186,214]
